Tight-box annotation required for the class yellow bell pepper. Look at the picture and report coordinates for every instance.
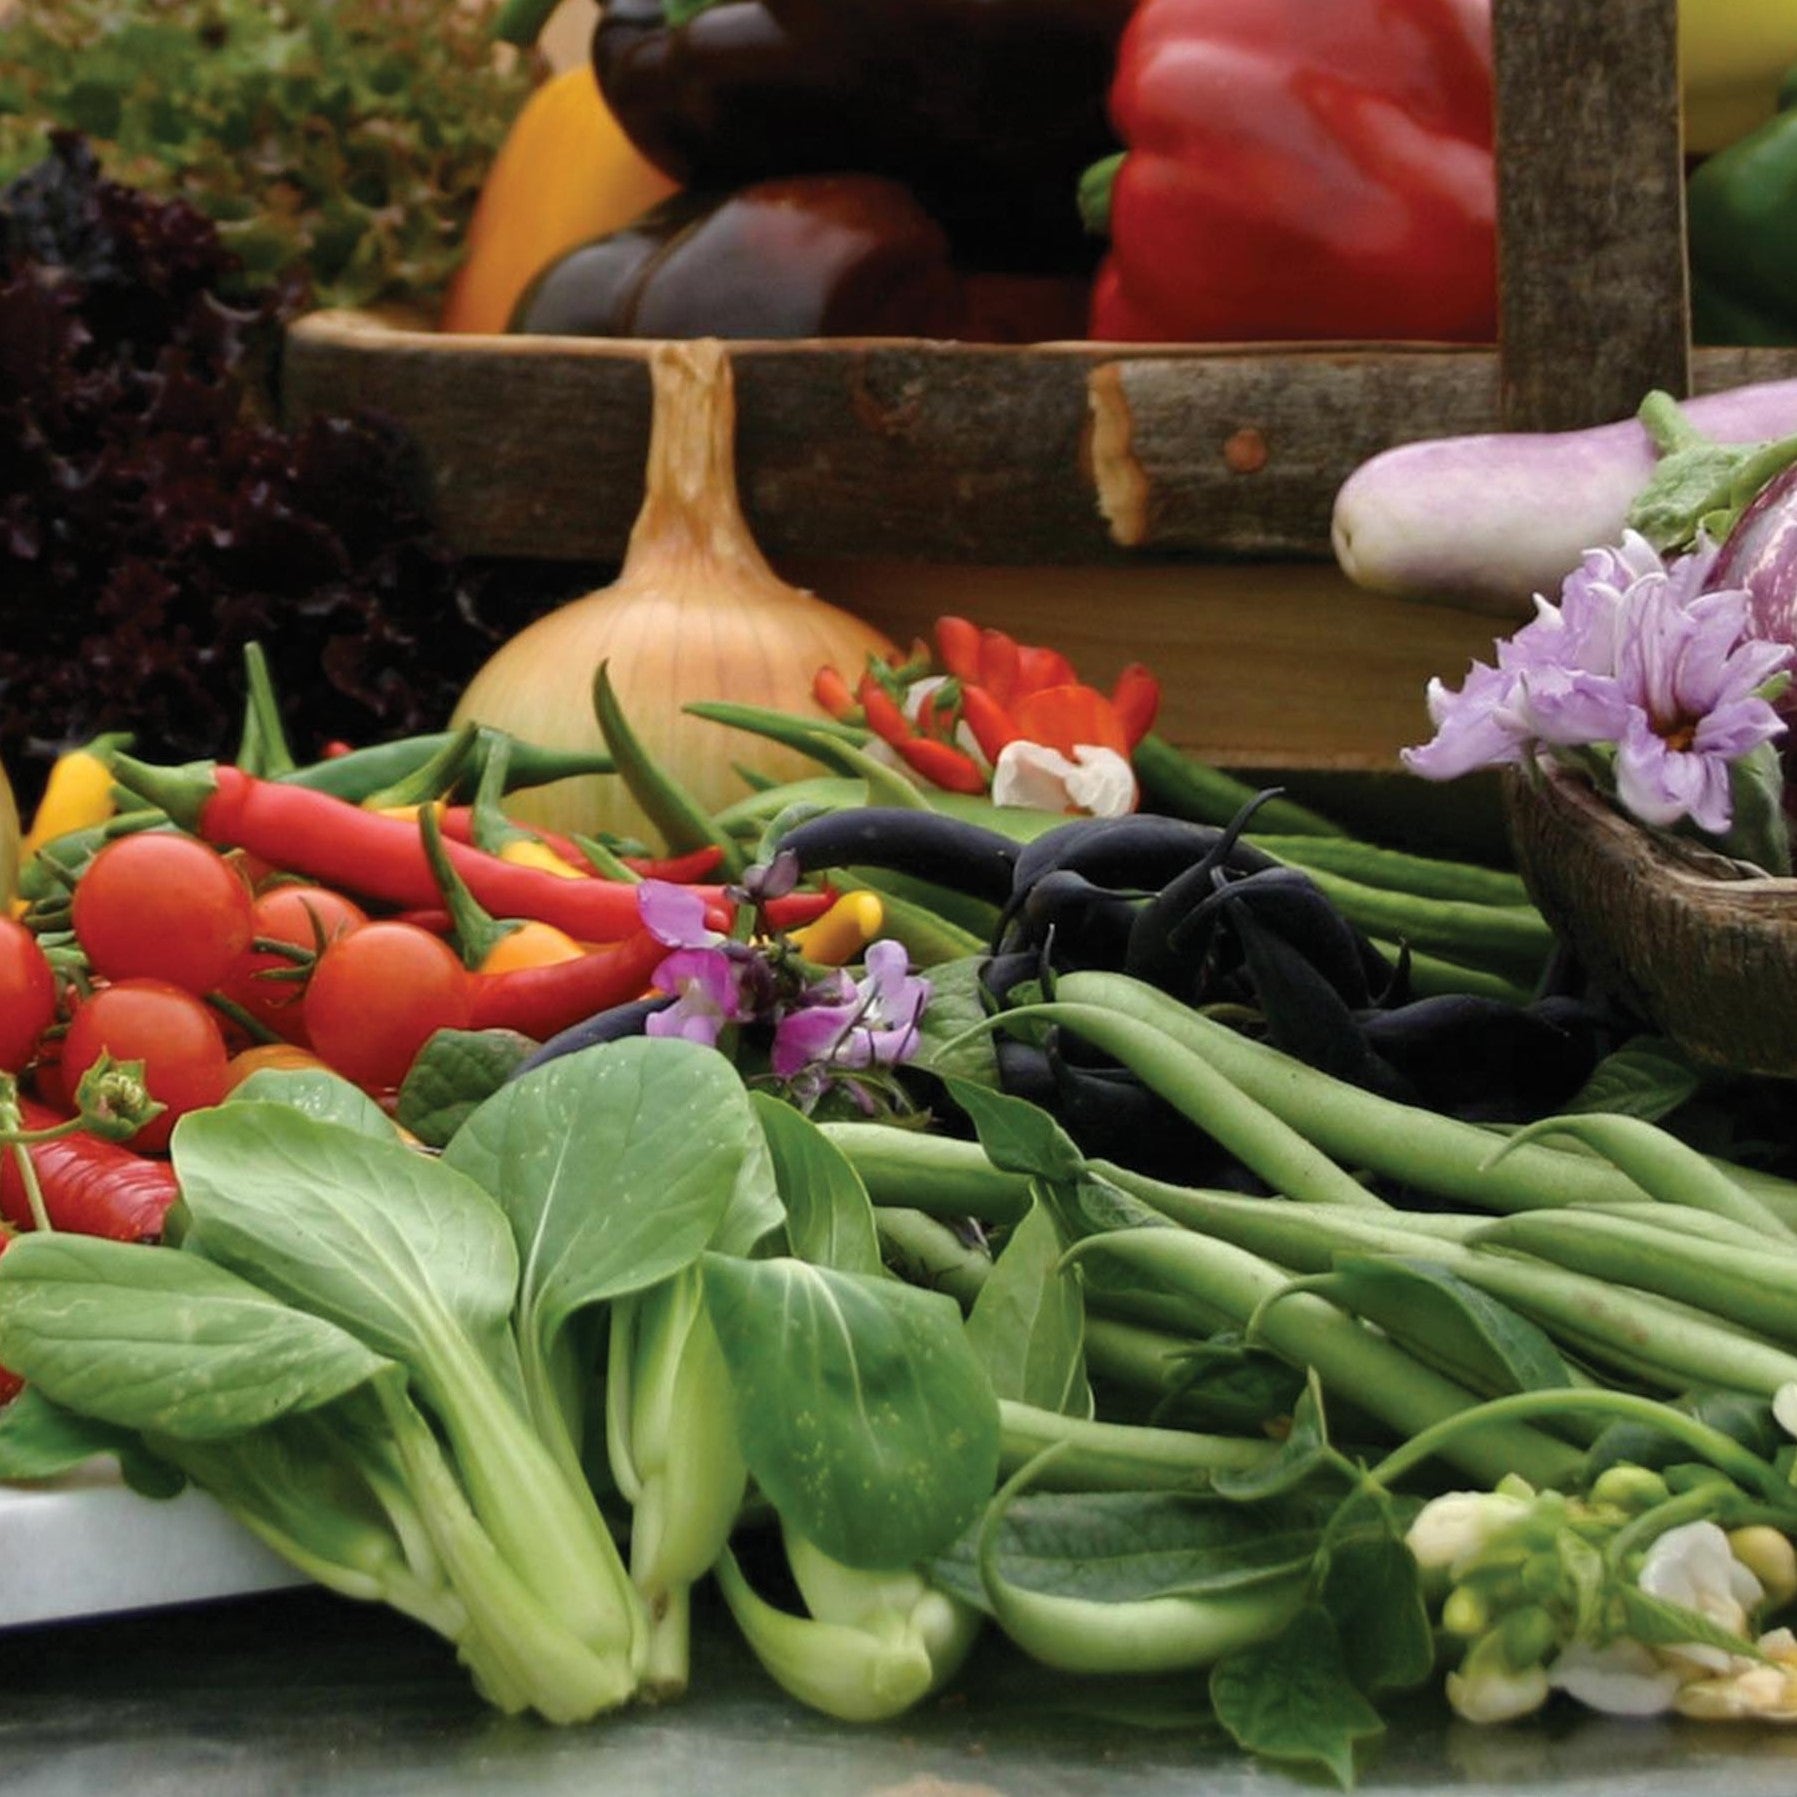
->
[440,64,678,334]
[1683,0,1797,154]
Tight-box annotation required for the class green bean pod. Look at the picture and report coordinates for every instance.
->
[996,1400,1276,1492]
[1048,973,1668,1215]
[1062,1229,1584,1489]
[1250,836,1533,907]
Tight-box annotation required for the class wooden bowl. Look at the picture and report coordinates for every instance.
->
[1504,764,1797,1076]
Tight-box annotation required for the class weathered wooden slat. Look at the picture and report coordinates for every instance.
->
[1492,0,1690,430]
[284,314,1797,566]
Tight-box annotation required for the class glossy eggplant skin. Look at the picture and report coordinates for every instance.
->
[514,175,962,337]
[512,175,1091,342]
[591,0,1133,271]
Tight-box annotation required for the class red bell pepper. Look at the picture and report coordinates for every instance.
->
[1087,0,1497,344]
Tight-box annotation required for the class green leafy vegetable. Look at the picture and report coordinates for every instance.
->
[396,1029,539,1150]
[752,1091,884,1276]
[703,1252,1001,1570]
[1210,1607,1385,1790]
[965,1200,1090,1417]
[0,0,530,312]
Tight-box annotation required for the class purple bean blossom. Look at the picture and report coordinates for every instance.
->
[1402,532,1791,839]
[635,875,932,1096]
[771,941,932,1083]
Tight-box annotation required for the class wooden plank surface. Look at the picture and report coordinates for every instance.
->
[782,559,1509,773]
[285,314,1797,566]
[1493,0,1691,429]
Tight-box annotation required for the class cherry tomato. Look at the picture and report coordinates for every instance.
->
[61,979,230,1153]
[217,885,369,1045]
[73,834,256,996]
[304,922,473,1092]
[223,1042,331,1091]
[0,918,58,1072]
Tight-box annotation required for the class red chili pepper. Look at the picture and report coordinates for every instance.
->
[893,735,988,793]
[621,846,727,882]
[813,665,860,720]
[468,927,669,1039]
[0,1099,180,1242]
[1087,0,1496,343]
[761,889,840,932]
[114,758,735,941]
[958,686,1021,763]
[933,616,984,686]
[1111,663,1162,745]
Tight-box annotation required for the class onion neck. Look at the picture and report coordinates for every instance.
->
[624,339,783,589]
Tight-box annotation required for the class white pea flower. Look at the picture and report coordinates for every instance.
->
[1637,1521,1764,1674]
[1546,1639,1684,1717]
[990,741,1137,817]
[1677,1628,1797,1722]
[1406,1490,1534,1580]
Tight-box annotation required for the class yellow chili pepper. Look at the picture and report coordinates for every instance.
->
[498,837,588,880]
[791,891,885,967]
[440,64,678,334]
[22,744,117,861]
[479,919,587,975]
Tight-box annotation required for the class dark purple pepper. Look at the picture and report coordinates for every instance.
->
[592,0,1133,272]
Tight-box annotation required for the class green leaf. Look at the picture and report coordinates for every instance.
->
[0,1232,395,1441]
[1623,391,1797,553]
[751,1092,884,1277]
[942,1077,1086,1183]
[931,1489,1327,1615]
[1318,1256,1572,1399]
[1211,1372,1343,1502]
[1158,1335,1308,1435]
[445,1038,754,1327]
[702,1253,1000,1570]
[1560,1037,1705,1121]
[909,957,1001,1087]
[1210,1606,1385,1790]
[173,1102,521,1393]
[710,1107,788,1260]
[1619,1582,1776,1662]
[228,1066,401,1140]
[1720,738,1793,876]
[396,1028,538,1149]
[0,1386,184,1498]
[965,1201,1090,1417]
[1318,1486,1433,1695]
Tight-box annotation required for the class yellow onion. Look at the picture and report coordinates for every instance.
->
[452,339,897,845]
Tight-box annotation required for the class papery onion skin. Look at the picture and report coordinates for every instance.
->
[1712,464,1797,715]
[451,340,896,844]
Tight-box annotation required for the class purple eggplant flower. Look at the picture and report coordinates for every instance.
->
[771,940,931,1080]
[1610,586,1791,833]
[1403,530,1789,835]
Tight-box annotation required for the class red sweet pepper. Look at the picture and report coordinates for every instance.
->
[1087,0,1497,344]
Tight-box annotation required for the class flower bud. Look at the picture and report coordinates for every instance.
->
[1499,1605,1559,1670]
[1442,1585,1490,1638]
[1588,1464,1671,1515]
[1729,1527,1797,1610]
[1446,1631,1551,1725]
